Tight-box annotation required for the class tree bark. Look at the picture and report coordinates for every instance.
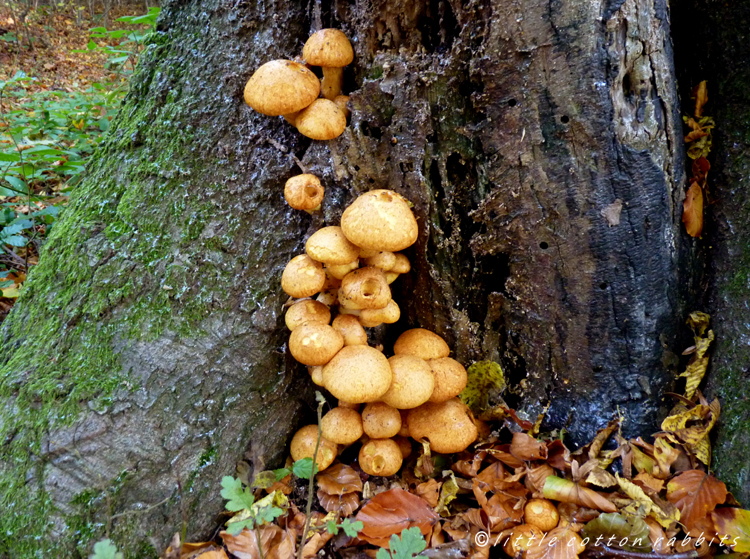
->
[0,0,687,556]
[671,0,750,506]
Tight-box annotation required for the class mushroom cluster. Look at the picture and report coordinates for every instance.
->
[282,186,478,475]
[244,29,353,140]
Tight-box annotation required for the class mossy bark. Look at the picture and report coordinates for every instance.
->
[0,0,686,556]
[672,0,750,506]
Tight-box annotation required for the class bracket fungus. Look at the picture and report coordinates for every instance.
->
[302,29,354,100]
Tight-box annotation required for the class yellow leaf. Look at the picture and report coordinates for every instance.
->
[1,287,21,298]
[436,472,459,517]
[617,474,679,528]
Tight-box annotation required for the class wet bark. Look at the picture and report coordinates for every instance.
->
[672,0,750,506]
[0,0,687,556]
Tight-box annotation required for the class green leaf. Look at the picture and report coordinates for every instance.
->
[340,518,363,538]
[273,467,291,481]
[0,153,21,162]
[2,175,28,194]
[292,457,318,479]
[226,518,255,536]
[582,513,651,552]
[385,527,427,559]
[89,539,124,559]
[256,505,283,525]
[3,235,27,247]
[220,476,255,512]
[251,471,277,490]
[459,360,506,414]
[327,520,339,535]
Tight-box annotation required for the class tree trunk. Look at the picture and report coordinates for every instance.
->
[0,0,687,556]
[671,0,750,506]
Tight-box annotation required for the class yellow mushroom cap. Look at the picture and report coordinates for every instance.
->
[407,398,478,454]
[331,314,368,346]
[322,345,392,403]
[285,299,332,331]
[393,328,450,360]
[321,407,364,445]
[340,190,418,252]
[382,354,435,409]
[289,322,344,366]
[427,357,468,402]
[281,255,326,298]
[358,438,403,477]
[362,251,396,271]
[524,499,560,532]
[290,425,337,472]
[244,60,321,116]
[391,253,411,274]
[284,174,324,211]
[339,267,391,310]
[296,99,347,140]
[504,524,545,557]
[306,226,361,265]
[359,299,400,328]
[303,29,354,68]
[361,402,402,439]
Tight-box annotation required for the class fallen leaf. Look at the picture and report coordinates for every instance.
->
[711,508,750,553]
[460,361,505,414]
[356,488,439,547]
[617,474,678,528]
[547,440,572,471]
[221,526,283,559]
[526,525,585,559]
[415,479,441,508]
[582,513,651,552]
[586,467,617,488]
[682,182,704,237]
[693,81,708,118]
[526,463,555,493]
[633,472,664,493]
[510,433,547,461]
[301,531,332,558]
[667,470,727,531]
[436,474,459,517]
[543,476,617,513]
[652,437,681,479]
[195,552,229,559]
[644,517,670,553]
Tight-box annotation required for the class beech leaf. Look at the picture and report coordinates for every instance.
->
[526,525,585,559]
[316,463,363,495]
[711,508,750,553]
[543,476,617,513]
[582,513,651,552]
[356,488,439,547]
[510,432,547,460]
[667,470,727,530]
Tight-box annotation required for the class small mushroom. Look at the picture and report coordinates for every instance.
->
[524,499,560,531]
[281,255,326,298]
[381,354,435,409]
[289,322,344,366]
[302,29,354,100]
[340,190,418,252]
[326,260,359,280]
[427,357,468,402]
[334,94,350,118]
[244,60,320,121]
[391,253,411,274]
[306,226,361,265]
[285,174,324,211]
[290,425,337,472]
[359,299,400,328]
[321,407,364,445]
[296,99,347,140]
[407,398,478,454]
[339,267,391,310]
[393,328,450,360]
[361,402,402,439]
[308,365,325,386]
[362,251,396,271]
[504,524,545,557]
[322,345,392,403]
[393,435,413,459]
[358,439,403,477]
[285,299,332,331]
[332,314,368,345]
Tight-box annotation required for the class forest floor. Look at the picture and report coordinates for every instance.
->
[0,1,153,321]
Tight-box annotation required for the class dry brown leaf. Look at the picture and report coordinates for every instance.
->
[301,531,333,558]
[667,470,727,530]
[617,474,678,528]
[542,476,617,513]
[475,462,507,490]
[692,157,710,183]
[693,81,708,118]
[356,488,439,547]
[526,525,585,559]
[267,529,295,559]
[547,440,572,471]
[644,517,670,554]
[587,420,620,460]
[711,508,750,553]
[586,467,617,488]
[633,472,664,493]
[195,551,229,559]
[486,444,526,468]
[653,437,680,479]
[221,526,282,559]
[317,464,363,495]
[683,182,704,238]
[452,450,487,477]
[526,463,555,493]
[510,433,547,461]
[415,479,442,508]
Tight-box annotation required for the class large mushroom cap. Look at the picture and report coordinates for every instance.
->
[382,354,435,409]
[303,29,354,67]
[393,328,450,360]
[322,345,392,403]
[306,226,361,265]
[407,398,478,454]
[296,99,347,140]
[340,190,418,252]
[244,60,321,116]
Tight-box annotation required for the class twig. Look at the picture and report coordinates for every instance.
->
[583,544,710,559]
[265,138,308,174]
[295,392,326,559]
[255,525,267,559]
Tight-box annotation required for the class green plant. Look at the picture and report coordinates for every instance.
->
[376,527,427,559]
[326,517,363,537]
[89,539,123,559]
[220,476,285,537]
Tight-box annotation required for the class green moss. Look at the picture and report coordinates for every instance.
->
[367,66,384,80]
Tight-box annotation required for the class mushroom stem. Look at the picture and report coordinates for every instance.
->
[283,110,301,126]
[321,67,344,100]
